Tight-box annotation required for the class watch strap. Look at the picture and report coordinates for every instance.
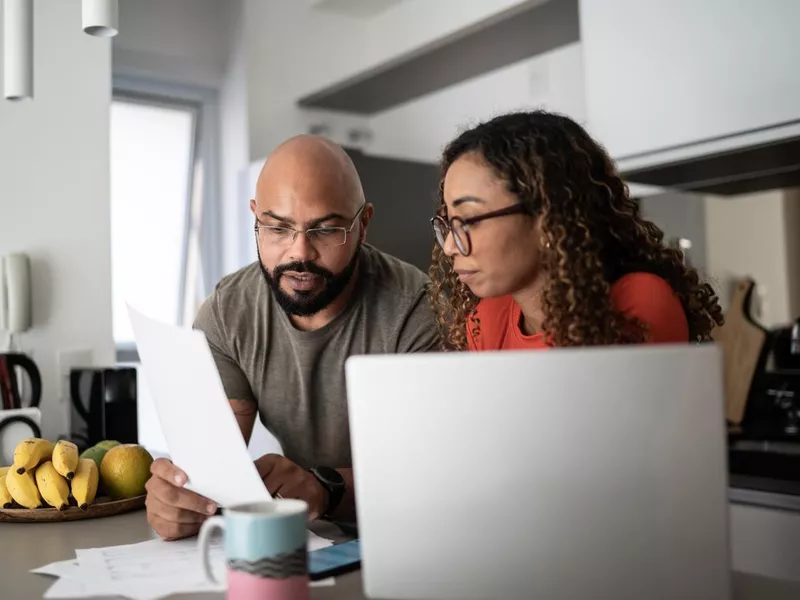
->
[309,467,345,517]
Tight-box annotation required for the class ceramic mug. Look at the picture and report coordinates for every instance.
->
[198,499,310,600]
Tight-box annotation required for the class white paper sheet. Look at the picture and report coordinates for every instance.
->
[127,305,271,507]
[34,534,335,600]
[31,559,80,579]
[43,576,157,600]
[37,558,157,600]
[76,538,226,595]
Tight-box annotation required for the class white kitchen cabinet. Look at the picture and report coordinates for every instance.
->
[579,0,800,163]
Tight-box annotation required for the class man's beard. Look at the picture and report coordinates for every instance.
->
[258,244,362,317]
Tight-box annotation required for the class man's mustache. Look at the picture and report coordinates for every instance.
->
[272,261,333,279]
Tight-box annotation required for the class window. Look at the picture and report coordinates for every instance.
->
[110,79,220,360]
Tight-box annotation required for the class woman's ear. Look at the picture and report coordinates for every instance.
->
[532,215,551,249]
[532,214,544,235]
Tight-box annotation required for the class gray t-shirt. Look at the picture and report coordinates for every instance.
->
[193,244,439,469]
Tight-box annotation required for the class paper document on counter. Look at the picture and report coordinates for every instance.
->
[34,535,335,600]
[127,305,270,507]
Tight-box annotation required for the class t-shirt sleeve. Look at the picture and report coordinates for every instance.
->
[193,293,256,402]
[611,273,689,343]
[395,289,441,353]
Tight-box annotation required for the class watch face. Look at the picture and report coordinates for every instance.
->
[314,466,344,486]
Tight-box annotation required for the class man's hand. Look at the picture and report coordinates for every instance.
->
[145,458,217,540]
[255,454,328,521]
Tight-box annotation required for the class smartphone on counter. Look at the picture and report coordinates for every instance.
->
[309,539,361,581]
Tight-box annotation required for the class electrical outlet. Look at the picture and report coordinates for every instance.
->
[57,348,93,431]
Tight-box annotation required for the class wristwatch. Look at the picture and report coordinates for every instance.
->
[309,466,346,517]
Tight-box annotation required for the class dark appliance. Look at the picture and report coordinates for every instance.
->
[69,367,137,451]
[729,318,800,496]
[0,352,41,410]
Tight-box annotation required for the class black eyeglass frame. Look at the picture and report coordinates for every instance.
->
[431,204,528,256]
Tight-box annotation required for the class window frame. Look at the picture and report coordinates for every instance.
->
[112,76,222,362]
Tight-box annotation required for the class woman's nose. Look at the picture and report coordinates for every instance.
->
[442,229,460,258]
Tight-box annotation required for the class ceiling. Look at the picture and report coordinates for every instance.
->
[299,0,579,114]
[310,0,410,19]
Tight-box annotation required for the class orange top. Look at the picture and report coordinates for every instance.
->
[467,272,689,351]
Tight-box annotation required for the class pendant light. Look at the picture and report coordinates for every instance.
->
[3,0,33,101]
[82,0,118,38]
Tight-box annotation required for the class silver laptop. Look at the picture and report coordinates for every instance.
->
[345,344,731,600]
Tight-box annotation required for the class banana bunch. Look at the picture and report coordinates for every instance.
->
[0,466,13,508]
[12,438,55,474]
[1,439,99,511]
[71,459,99,510]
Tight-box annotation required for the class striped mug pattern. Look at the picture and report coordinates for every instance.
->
[199,499,310,600]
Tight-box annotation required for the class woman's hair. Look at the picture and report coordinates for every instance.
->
[429,110,724,350]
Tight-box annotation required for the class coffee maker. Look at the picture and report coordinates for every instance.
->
[741,318,800,438]
[69,367,138,452]
[728,318,800,493]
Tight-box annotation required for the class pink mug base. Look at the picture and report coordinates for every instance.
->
[227,569,310,600]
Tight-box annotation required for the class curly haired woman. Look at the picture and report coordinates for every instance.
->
[429,110,723,351]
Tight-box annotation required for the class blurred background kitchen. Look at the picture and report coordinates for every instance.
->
[1,0,799,583]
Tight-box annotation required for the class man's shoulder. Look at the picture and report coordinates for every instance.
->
[360,244,430,300]
[358,245,438,350]
[213,262,264,302]
[194,262,265,331]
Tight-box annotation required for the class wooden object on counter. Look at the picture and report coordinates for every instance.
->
[0,495,145,523]
[712,278,768,425]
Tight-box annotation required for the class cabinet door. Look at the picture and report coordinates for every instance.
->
[580,0,800,161]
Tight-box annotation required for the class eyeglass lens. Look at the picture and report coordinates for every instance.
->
[256,227,348,248]
[433,218,469,255]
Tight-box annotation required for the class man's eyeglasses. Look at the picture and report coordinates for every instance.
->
[255,204,366,249]
[431,204,527,257]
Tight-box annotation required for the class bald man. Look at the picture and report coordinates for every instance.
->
[145,135,439,540]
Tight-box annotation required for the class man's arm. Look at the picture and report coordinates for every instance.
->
[229,398,258,445]
[194,292,262,446]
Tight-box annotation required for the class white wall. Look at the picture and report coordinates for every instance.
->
[639,192,707,273]
[781,188,800,320]
[369,42,585,164]
[0,0,114,439]
[705,190,795,329]
[219,0,251,276]
[114,0,231,88]
[243,0,371,160]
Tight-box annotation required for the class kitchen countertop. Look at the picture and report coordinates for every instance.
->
[1,509,362,600]
[3,509,800,599]
[729,475,800,512]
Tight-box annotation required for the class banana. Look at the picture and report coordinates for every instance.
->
[12,438,55,474]
[0,466,10,478]
[35,461,70,510]
[5,468,42,509]
[52,440,79,480]
[71,458,99,510]
[0,472,13,508]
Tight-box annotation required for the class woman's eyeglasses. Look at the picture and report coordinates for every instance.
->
[431,204,528,256]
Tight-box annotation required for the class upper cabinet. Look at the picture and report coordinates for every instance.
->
[579,0,800,165]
